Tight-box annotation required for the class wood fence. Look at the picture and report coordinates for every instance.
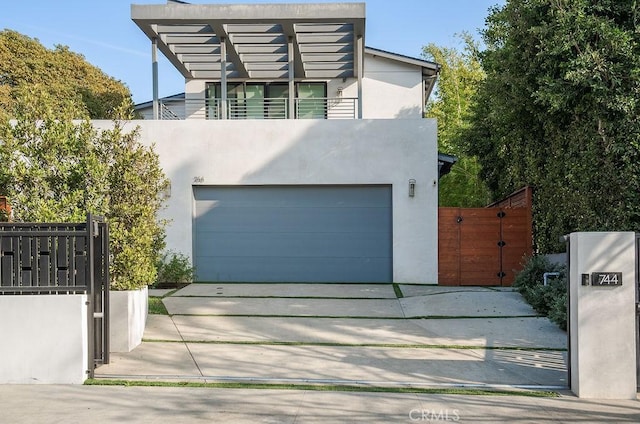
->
[0,197,10,221]
[438,187,533,286]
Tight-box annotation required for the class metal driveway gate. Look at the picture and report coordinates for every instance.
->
[0,214,110,377]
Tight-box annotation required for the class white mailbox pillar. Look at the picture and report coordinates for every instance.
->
[568,232,637,399]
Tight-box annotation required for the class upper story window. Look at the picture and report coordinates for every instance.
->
[296,83,327,119]
[206,82,327,119]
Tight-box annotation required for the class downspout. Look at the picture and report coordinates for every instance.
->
[356,35,363,119]
[220,37,227,119]
[152,35,159,120]
[288,36,295,119]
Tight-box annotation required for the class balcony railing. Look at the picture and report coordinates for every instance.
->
[152,97,358,120]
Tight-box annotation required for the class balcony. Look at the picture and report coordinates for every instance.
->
[155,97,359,120]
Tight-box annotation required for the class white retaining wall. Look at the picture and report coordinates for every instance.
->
[0,295,88,384]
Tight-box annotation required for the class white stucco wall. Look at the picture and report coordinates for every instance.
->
[185,80,208,119]
[103,119,439,283]
[362,54,424,119]
[0,295,88,384]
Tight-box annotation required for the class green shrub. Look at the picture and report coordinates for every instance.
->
[548,290,568,331]
[0,92,169,291]
[154,251,195,288]
[513,255,567,330]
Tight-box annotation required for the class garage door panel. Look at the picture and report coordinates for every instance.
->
[195,256,391,283]
[196,207,390,233]
[194,186,390,208]
[195,231,391,258]
[193,186,392,283]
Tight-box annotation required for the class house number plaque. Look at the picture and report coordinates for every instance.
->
[591,272,622,286]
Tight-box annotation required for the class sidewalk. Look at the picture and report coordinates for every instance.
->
[0,385,638,423]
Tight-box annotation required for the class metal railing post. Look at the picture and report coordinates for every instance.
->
[103,219,110,365]
[86,214,96,379]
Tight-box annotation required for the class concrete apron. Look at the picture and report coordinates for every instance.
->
[96,284,568,389]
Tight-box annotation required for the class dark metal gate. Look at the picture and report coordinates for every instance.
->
[0,214,110,377]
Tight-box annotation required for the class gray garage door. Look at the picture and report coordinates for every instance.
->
[193,185,392,282]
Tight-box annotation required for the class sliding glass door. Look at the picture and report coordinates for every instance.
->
[206,82,326,119]
[297,83,326,119]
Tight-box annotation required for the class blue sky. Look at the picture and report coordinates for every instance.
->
[3,0,504,104]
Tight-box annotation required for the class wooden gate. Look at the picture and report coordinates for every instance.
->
[439,206,532,286]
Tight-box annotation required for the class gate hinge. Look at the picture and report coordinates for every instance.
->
[497,272,506,278]
[497,211,506,218]
[497,240,506,247]
[456,216,463,223]
[636,302,640,316]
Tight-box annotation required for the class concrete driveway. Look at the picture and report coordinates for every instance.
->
[96,284,568,389]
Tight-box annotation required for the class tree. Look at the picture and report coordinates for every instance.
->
[466,0,640,251]
[423,34,491,207]
[0,88,169,290]
[0,88,107,222]
[0,30,133,120]
[100,117,169,290]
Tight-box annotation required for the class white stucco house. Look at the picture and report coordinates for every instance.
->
[127,1,443,284]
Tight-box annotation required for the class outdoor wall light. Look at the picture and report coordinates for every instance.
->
[163,180,172,198]
[409,179,416,197]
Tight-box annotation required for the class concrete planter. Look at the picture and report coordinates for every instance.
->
[109,286,148,353]
[0,295,89,384]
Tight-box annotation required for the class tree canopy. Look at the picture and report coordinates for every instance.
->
[0,30,166,289]
[0,89,169,289]
[0,30,133,119]
[465,0,640,252]
[423,34,491,207]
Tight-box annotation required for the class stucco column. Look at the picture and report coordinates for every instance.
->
[568,231,637,399]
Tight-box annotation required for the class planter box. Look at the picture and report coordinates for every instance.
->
[0,295,89,384]
[109,286,148,353]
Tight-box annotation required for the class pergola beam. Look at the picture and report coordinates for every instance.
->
[132,3,365,81]
[209,22,249,78]
[282,23,306,79]
[132,3,365,24]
